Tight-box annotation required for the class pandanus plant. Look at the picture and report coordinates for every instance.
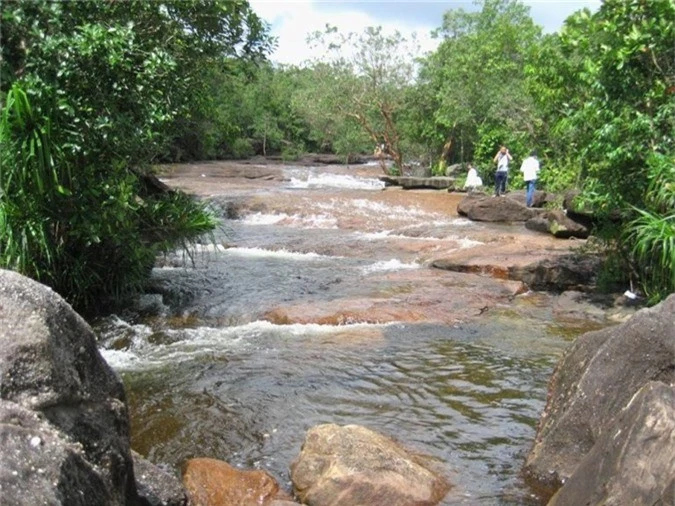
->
[625,153,675,303]
[0,84,72,285]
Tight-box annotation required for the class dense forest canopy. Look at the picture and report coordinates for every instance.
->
[1,0,673,307]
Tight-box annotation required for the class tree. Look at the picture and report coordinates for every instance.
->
[418,0,541,171]
[526,0,675,301]
[298,25,421,173]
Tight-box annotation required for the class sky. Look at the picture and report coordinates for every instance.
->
[249,0,601,66]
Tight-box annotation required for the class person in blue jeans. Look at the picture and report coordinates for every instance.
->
[520,150,540,207]
[493,146,512,196]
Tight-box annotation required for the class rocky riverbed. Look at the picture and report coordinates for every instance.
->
[2,158,671,506]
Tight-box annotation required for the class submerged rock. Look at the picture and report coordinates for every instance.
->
[291,423,451,506]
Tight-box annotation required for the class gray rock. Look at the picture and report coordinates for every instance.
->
[510,254,602,291]
[0,269,141,505]
[525,210,592,239]
[524,294,675,499]
[505,189,548,208]
[546,209,591,239]
[524,216,551,234]
[444,163,464,177]
[0,401,112,506]
[133,451,188,506]
[548,381,675,506]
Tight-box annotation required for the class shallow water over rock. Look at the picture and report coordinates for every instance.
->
[95,161,616,505]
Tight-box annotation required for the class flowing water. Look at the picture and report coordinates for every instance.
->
[95,162,608,505]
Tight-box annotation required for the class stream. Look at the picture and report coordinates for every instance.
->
[95,161,610,505]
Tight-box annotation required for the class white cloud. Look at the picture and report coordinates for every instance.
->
[250,0,601,66]
[250,0,439,66]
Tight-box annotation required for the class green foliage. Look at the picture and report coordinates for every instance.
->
[0,84,217,310]
[525,0,675,301]
[231,137,256,159]
[0,0,271,310]
[300,26,422,173]
[529,0,674,212]
[0,85,66,285]
[624,154,675,302]
[2,0,273,166]
[419,0,542,166]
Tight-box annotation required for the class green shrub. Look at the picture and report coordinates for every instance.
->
[0,84,216,312]
[230,137,255,159]
[624,154,675,303]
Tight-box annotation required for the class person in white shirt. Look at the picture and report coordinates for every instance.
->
[520,150,540,207]
[493,146,512,196]
[463,164,483,192]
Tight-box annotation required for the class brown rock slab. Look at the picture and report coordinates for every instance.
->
[263,268,523,326]
[183,457,282,506]
[291,424,450,506]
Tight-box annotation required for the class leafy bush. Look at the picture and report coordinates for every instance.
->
[624,154,675,302]
[0,84,216,312]
[230,137,255,159]
[0,1,272,310]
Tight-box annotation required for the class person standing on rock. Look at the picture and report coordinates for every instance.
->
[493,146,512,196]
[520,150,540,207]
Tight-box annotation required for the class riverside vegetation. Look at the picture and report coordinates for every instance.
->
[1,0,673,309]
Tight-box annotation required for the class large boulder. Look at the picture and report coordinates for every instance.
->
[505,189,550,208]
[545,210,591,239]
[524,294,675,500]
[524,215,551,234]
[0,400,112,506]
[548,381,675,506]
[290,423,450,506]
[0,269,141,504]
[457,194,538,222]
[0,269,187,505]
[525,210,591,239]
